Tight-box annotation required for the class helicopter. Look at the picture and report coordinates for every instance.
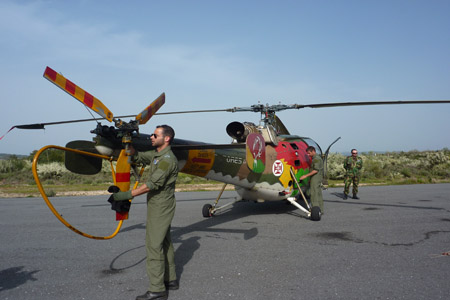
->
[4,66,450,239]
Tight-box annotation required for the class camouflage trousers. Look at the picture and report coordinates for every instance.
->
[344,174,360,195]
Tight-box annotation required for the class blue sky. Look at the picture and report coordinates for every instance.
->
[1,0,449,155]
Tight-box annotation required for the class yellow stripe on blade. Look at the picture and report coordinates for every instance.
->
[135,93,165,125]
[43,66,114,122]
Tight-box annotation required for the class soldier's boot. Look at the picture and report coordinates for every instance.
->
[343,193,348,200]
[352,194,359,200]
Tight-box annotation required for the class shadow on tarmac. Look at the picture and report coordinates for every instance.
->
[106,195,306,281]
[0,266,39,291]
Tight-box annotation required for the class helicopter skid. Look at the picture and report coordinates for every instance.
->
[286,197,311,217]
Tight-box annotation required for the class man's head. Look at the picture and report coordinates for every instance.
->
[351,149,358,157]
[306,146,316,158]
[157,125,175,144]
[151,125,175,150]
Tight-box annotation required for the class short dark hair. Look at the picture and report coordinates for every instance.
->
[157,125,175,144]
[306,146,316,152]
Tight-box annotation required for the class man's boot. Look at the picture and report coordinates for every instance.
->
[353,194,359,200]
[136,291,168,300]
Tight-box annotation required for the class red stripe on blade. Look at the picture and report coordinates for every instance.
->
[116,211,129,221]
[84,92,94,108]
[44,67,57,81]
[116,172,130,182]
[65,80,76,95]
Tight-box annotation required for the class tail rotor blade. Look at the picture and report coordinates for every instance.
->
[135,93,165,125]
[43,67,114,122]
[0,126,16,141]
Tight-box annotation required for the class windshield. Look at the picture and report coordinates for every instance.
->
[299,137,323,156]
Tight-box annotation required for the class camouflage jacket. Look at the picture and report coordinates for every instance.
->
[344,156,363,176]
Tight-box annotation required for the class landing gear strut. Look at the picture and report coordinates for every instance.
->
[202,183,239,217]
[289,168,321,221]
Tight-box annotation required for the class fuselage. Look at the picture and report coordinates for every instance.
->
[94,132,320,202]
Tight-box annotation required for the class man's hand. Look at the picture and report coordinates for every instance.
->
[107,186,132,213]
[113,190,133,201]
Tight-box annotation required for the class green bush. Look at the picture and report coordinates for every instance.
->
[0,156,30,173]
[46,189,56,197]
[30,149,64,163]
[400,168,412,178]
[326,149,450,183]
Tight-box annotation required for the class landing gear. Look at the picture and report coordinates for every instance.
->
[310,206,322,221]
[289,168,322,221]
[202,204,213,218]
[201,183,240,218]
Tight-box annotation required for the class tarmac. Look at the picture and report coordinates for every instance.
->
[1,183,449,299]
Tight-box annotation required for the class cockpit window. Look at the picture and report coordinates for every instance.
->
[300,137,323,155]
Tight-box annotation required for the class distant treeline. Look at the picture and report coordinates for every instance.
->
[0,153,28,160]
[1,149,449,186]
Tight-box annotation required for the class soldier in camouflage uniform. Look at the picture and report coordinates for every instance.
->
[112,125,178,300]
[343,149,363,199]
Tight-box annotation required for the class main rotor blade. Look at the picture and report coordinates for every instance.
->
[154,100,450,114]
[12,118,105,129]
[135,93,165,125]
[154,108,234,115]
[293,100,450,109]
[43,67,114,122]
[10,109,229,130]
[9,99,450,131]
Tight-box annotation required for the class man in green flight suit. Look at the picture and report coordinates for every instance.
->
[112,125,178,300]
[343,148,363,200]
[299,146,324,219]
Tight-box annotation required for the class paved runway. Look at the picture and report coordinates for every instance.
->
[1,184,450,299]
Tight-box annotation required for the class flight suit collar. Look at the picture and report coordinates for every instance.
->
[154,146,172,157]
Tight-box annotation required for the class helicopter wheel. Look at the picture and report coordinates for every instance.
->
[310,206,322,221]
[202,204,213,218]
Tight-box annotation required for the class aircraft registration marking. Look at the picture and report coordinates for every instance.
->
[224,155,243,165]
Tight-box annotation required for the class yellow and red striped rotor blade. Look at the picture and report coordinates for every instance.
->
[114,150,131,221]
[135,93,165,125]
[43,67,114,122]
